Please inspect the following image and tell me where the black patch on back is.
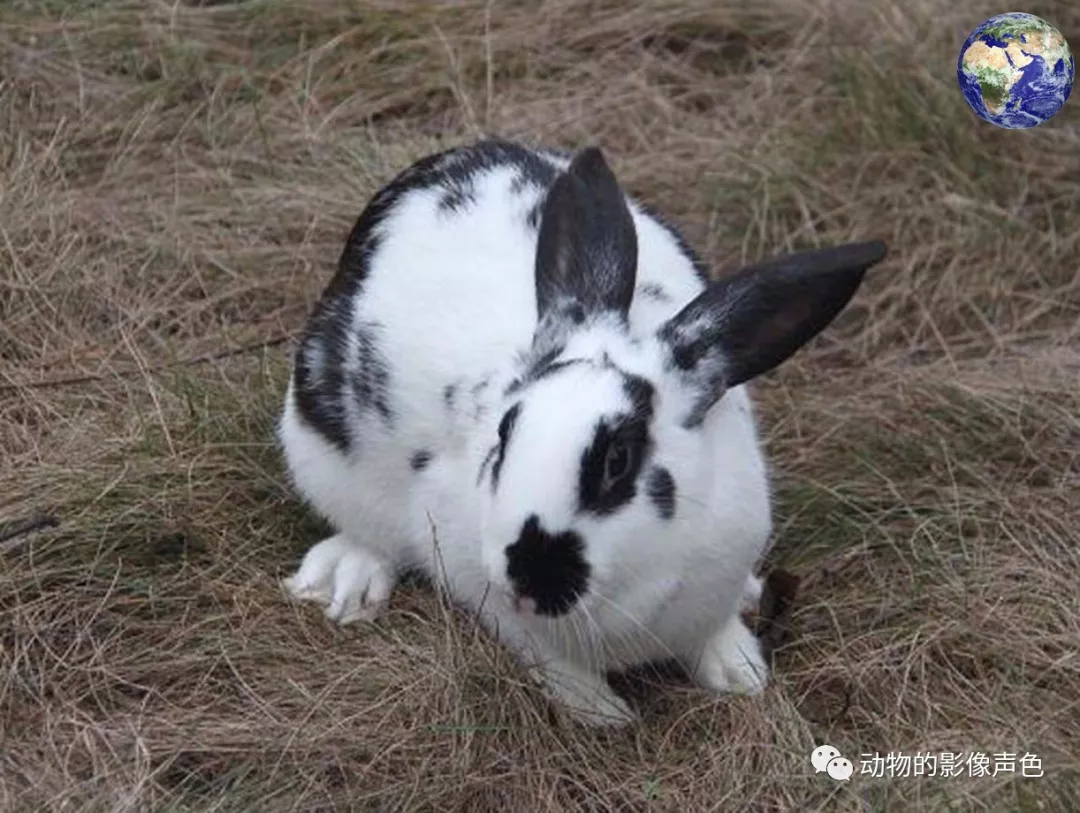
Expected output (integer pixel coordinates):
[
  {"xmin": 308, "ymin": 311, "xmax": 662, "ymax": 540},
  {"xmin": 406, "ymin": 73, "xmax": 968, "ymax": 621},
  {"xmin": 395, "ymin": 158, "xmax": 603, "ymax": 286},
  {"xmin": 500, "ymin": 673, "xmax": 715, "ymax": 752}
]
[
  {"xmin": 293, "ymin": 325, "xmax": 353, "ymax": 454},
  {"xmin": 505, "ymin": 514, "xmax": 590, "ymax": 617},
  {"xmin": 292, "ymin": 139, "xmax": 564, "ymax": 452},
  {"xmin": 410, "ymin": 450, "xmax": 433, "ymax": 471},
  {"xmin": 578, "ymin": 373, "xmax": 656, "ymax": 516},
  {"xmin": 646, "ymin": 466, "xmax": 676, "ymax": 520},
  {"xmin": 490, "ymin": 402, "xmax": 522, "ymax": 492}
]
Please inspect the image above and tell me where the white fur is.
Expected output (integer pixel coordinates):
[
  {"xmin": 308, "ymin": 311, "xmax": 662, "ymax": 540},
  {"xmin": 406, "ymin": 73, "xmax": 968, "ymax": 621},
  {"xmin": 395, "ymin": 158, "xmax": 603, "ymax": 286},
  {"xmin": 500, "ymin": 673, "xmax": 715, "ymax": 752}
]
[{"xmin": 279, "ymin": 148, "xmax": 772, "ymax": 725}]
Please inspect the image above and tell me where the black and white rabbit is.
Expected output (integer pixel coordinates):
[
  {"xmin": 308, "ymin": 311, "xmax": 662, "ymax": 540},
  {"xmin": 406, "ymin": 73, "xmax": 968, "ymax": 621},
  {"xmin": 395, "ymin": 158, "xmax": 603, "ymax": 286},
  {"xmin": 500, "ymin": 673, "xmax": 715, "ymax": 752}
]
[{"xmin": 279, "ymin": 140, "xmax": 886, "ymax": 725}]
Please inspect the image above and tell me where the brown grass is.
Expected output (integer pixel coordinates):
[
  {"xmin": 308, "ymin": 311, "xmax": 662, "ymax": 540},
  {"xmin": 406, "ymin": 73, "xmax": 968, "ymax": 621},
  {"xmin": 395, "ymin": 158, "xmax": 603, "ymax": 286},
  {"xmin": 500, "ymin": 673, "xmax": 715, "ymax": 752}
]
[{"xmin": 2, "ymin": 0, "xmax": 1079, "ymax": 810}]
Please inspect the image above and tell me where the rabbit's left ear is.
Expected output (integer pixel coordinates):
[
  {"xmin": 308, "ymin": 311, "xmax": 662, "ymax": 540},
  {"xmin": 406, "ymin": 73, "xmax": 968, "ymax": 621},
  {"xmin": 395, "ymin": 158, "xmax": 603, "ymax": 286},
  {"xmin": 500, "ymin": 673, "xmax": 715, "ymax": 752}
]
[
  {"xmin": 658, "ymin": 240, "xmax": 887, "ymax": 427},
  {"xmin": 533, "ymin": 147, "xmax": 638, "ymax": 337}
]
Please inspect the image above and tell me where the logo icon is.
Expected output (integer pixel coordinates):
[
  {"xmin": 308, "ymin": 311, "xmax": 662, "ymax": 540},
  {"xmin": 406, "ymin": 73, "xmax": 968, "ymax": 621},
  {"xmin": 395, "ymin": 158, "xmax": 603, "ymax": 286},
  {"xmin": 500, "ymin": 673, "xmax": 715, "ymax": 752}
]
[
  {"xmin": 811, "ymin": 744, "xmax": 841, "ymax": 773},
  {"xmin": 957, "ymin": 12, "xmax": 1073, "ymax": 129},
  {"xmin": 811, "ymin": 744, "xmax": 853, "ymax": 781},
  {"xmin": 827, "ymin": 756, "xmax": 854, "ymax": 781}
]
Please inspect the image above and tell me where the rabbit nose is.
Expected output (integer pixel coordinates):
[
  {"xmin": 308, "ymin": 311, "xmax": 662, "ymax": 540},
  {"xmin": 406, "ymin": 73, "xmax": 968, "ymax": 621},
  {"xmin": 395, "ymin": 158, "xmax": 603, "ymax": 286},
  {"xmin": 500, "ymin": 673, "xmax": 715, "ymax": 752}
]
[
  {"xmin": 504, "ymin": 514, "xmax": 590, "ymax": 618},
  {"xmin": 511, "ymin": 593, "xmax": 537, "ymax": 615}
]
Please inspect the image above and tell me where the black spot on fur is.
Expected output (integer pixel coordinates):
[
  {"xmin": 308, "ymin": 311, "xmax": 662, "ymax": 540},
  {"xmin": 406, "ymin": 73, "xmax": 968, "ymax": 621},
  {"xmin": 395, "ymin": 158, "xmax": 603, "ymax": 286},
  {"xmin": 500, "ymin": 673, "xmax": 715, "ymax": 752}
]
[
  {"xmin": 525, "ymin": 200, "xmax": 544, "ymax": 230},
  {"xmin": 577, "ymin": 373, "xmax": 655, "ymax": 516},
  {"xmin": 622, "ymin": 373, "xmax": 655, "ymax": 419},
  {"xmin": 646, "ymin": 466, "xmax": 676, "ymax": 520},
  {"xmin": 511, "ymin": 159, "xmax": 561, "ymax": 195},
  {"xmin": 477, "ymin": 443, "xmax": 499, "ymax": 487},
  {"xmin": 638, "ymin": 283, "xmax": 671, "ymax": 302},
  {"xmin": 532, "ymin": 359, "xmax": 580, "ymax": 384},
  {"xmin": 439, "ymin": 141, "xmax": 558, "ymax": 219},
  {"xmin": 410, "ymin": 450, "xmax": 433, "ymax": 471},
  {"xmin": 350, "ymin": 325, "xmax": 394, "ymax": 424},
  {"xmin": 505, "ymin": 514, "xmax": 590, "ymax": 617},
  {"xmin": 504, "ymin": 343, "xmax": 591, "ymax": 397},
  {"xmin": 491, "ymin": 402, "xmax": 522, "ymax": 491},
  {"xmin": 469, "ymin": 377, "xmax": 492, "ymax": 421},
  {"xmin": 443, "ymin": 382, "xmax": 458, "ymax": 410},
  {"xmin": 530, "ymin": 345, "xmax": 563, "ymax": 372},
  {"xmin": 437, "ymin": 183, "xmax": 476, "ymax": 214}
]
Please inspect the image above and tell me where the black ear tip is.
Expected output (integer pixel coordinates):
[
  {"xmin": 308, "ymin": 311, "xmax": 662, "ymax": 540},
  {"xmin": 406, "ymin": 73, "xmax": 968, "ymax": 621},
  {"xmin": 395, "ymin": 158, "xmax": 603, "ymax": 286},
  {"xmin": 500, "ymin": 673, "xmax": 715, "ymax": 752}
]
[
  {"xmin": 569, "ymin": 146, "xmax": 612, "ymax": 178},
  {"xmin": 849, "ymin": 239, "xmax": 888, "ymax": 268}
]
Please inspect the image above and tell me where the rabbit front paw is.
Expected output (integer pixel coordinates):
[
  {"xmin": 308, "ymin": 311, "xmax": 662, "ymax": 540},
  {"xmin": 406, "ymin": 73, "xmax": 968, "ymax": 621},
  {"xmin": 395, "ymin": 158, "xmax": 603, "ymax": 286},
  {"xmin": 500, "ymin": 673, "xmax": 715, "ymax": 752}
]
[
  {"xmin": 693, "ymin": 615, "xmax": 769, "ymax": 696},
  {"xmin": 283, "ymin": 534, "xmax": 393, "ymax": 624}
]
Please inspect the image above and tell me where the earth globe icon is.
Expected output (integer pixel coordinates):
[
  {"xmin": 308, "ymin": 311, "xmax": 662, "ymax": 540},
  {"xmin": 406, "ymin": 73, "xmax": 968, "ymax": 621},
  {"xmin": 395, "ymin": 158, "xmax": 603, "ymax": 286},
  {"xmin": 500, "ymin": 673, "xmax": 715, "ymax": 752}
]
[{"xmin": 957, "ymin": 12, "xmax": 1074, "ymax": 129}]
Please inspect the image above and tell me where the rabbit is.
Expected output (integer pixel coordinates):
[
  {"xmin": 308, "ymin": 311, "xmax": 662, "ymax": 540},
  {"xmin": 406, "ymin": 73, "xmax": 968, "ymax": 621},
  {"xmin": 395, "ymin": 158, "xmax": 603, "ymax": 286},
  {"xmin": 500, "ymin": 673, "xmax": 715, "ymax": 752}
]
[{"xmin": 278, "ymin": 139, "xmax": 886, "ymax": 726}]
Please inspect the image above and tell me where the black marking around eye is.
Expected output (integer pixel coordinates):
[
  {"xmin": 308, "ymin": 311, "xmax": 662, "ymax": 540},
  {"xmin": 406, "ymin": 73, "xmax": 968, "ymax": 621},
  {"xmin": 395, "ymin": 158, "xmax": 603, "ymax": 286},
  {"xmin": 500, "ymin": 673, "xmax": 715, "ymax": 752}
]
[
  {"xmin": 577, "ymin": 372, "xmax": 655, "ymax": 516},
  {"xmin": 505, "ymin": 514, "xmax": 590, "ymax": 617},
  {"xmin": 410, "ymin": 450, "xmax": 433, "ymax": 472},
  {"xmin": 491, "ymin": 402, "xmax": 522, "ymax": 492},
  {"xmin": 646, "ymin": 466, "xmax": 676, "ymax": 520}
]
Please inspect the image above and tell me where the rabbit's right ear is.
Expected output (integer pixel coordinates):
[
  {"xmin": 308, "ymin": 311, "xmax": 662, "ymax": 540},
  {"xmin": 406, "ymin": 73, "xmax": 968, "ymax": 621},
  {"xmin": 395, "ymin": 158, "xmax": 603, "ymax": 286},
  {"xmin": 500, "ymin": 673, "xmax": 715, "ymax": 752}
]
[
  {"xmin": 532, "ymin": 147, "xmax": 638, "ymax": 345},
  {"xmin": 658, "ymin": 240, "xmax": 886, "ymax": 427}
]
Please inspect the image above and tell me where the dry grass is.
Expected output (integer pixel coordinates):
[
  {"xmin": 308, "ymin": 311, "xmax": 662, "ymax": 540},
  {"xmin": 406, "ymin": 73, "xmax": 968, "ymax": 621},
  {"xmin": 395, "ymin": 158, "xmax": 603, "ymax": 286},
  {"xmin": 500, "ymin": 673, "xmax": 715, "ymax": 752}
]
[{"xmin": 2, "ymin": 0, "xmax": 1079, "ymax": 810}]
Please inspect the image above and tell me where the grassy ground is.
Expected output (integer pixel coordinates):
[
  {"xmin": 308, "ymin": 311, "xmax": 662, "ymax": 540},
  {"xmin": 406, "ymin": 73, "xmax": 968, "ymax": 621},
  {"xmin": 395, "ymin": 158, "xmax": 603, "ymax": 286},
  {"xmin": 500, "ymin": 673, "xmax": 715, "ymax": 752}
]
[{"xmin": 2, "ymin": 1, "xmax": 1079, "ymax": 810}]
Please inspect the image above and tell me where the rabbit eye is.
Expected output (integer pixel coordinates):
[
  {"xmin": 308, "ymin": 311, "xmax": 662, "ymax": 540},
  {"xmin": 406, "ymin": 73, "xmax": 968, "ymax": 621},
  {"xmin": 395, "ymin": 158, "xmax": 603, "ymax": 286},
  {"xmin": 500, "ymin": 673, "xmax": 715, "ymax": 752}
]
[{"xmin": 603, "ymin": 440, "xmax": 634, "ymax": 484}]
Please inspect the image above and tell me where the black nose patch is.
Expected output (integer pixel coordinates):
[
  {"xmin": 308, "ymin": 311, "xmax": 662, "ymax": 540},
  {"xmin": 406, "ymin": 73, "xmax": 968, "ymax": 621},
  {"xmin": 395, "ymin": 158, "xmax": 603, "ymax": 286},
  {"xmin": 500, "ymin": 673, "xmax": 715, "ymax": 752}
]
[{"xmin": 505, "ymin": 514, "xmax": 590, "ymax": 617}]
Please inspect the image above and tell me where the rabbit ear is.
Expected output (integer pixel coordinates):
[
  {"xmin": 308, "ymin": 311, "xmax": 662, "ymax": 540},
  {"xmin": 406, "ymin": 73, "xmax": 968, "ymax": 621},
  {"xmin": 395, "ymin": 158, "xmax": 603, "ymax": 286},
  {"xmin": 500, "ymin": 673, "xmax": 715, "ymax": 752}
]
[
  {"xmin": 658, "ymin": 240, "xmax": 887, "ymax": 427},
  {"xmin": 533, "ymin": 147, "xmax": 638, "ymax": 333}
]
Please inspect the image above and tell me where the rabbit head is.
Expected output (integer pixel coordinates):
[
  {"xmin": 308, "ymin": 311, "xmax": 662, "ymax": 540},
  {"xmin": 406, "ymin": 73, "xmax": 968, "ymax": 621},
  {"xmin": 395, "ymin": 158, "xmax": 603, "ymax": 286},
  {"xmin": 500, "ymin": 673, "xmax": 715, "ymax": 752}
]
[{"xmin": 475, "ymin": 146, "xmax": 886, "ymax": 623}]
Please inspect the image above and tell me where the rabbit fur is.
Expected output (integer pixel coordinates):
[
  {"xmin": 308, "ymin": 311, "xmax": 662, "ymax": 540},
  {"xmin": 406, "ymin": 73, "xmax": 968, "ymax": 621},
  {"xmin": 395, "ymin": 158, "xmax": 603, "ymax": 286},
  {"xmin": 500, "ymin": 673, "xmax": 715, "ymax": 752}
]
[{"xmin": 278, "ymin": 139, "xmax": 886, "ymax": 725}]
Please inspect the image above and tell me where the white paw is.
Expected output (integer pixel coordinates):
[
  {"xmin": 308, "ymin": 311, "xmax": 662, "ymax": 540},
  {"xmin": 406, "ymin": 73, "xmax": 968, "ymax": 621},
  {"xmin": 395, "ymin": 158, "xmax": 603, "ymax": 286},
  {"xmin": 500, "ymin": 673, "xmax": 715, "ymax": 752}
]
[
  {"xmin": 283, "ymin": 534, "xmax": 393, "ymax": 624},
  {"xmin": 695, "ymin": 616, "xmax": 769, "ymax": 696},
  {"xmin": 532, "ymin": 663, "xmax": 637, "ymax": 727}
]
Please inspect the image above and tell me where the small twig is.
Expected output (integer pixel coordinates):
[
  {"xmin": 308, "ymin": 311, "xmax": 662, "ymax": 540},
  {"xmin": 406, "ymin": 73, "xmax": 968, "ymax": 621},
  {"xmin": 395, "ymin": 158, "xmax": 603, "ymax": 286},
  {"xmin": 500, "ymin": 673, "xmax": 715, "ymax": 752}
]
[
  {"xmin": 0, "ymin": 514, "xmax": 60, "ymax": 546},
  {"xmin": 0, "ymin": 333, "xmax": 295, "ymax": 394}
]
